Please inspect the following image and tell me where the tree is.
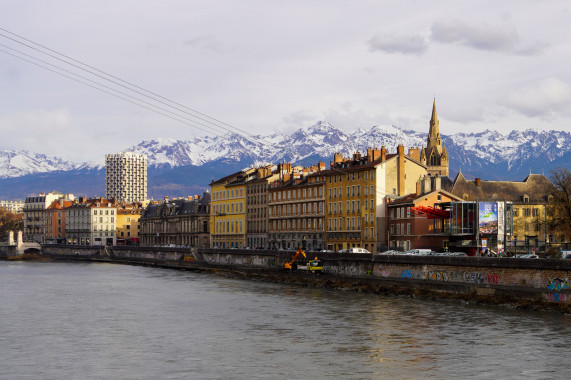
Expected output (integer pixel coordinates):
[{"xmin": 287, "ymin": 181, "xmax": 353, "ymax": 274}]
[
  {"xmin": 548, "ymin": 168, "xmax": 571, "ymax": 241},
  {"xmin": 0, "ymin": 209, "xmax": 24, "ymax": 241}
]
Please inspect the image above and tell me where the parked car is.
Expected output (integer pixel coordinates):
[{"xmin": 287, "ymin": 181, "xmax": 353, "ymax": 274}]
[
  {"xmin": 339, "ymin": 248, "xmax": 371, "ymax": 254},
  {"xmin": 377, "ymin": 250, "xmax": 401, "ymax": 255},
  {"xmin": 515, "ymin": 253, "xmax": 539, "ymax": 259},
  {"xmin": 447, "ymin": 252, "xmax": 468, "ymax": 257},
  {"xmin": 405, "ymin": 249, "xmax": 433, "ymax": 256}
]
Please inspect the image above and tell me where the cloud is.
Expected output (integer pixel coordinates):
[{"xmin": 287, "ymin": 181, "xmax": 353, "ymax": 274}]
[
  {"xmin": 367, "ymin": 33, "xmax": 428, "ymax": 55},
  {"xmin": 184, "ymin": 35, "xmax": 221, "ymax": 51},
  {"xmin": 0, "ymin": 108, "xmax": 74, "ymax": 156},
  {"xmin": 431, "ymin": 19, "xmax": 519, "ymax": 52},
  {"xmin": 431, "ymin": 19, "xmax": 548, "ymax": 56},
  {"xmin": 283, "ymin": 109, "xmax": 316, "ymax": 126},
  {"xmin": 502, "ymin": 77, "xmax": 571, "ymax": 117}
]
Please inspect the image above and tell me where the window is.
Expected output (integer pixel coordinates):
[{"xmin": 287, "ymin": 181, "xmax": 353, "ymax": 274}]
[
  {"xmin": 524, "ymin": 208, "xmax": 531, "ymax": 217},
  {"xmin": 532, "ymin": 208, "xmax": 539, "ymax": 217}
]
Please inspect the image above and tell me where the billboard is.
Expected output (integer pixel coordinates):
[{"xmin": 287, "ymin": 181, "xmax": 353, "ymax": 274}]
[
  {"xmin": 497, "ymin": 201, "xmax": 505, "ymax": 240},
  {"xmin": 478, "ymin": 202, "xmax": 498, "ymax": 234}
]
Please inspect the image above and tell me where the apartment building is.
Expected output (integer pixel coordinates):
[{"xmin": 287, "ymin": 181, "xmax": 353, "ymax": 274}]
[
  {"xmin": 139, "ymin": 193, "xmax": 210, "ymax": 247},
  {"xmin": 210, "ymin": 169, "xmax": 255, "ymax": 248},
  {"xmin": 322, "ymin": 146, "xmax": 428, "ymax": 252},
  {"xmin": 386, "ymin": 176, "xmax": 462, "ymax": 252},
  {"xmin": 45, "ymin": 199, "xmax": 74, "ymax": 244},
  {"xmin": 0, "ymin": 200, "xmax": 24, "ymax": 214},
  {"xmin": 105, "ymin": 152, "xmax": 147, "ymax": 203},
  {"xmin": 66, "ymin": 197, "xmax": 117, "ymax": 246},
  {"xmin": 267, "ymin": 170, "xmax": 326, "ymax": 251},
  {"xmin": 116, "ymin": 202, "xmax": 145, "ymax": 245},
  {"xmin": 23, "ymin": 191, "xmax": 75, "ymax": 243},
  {"xmin": 245, "ymin": 165, "xmax": 281, "ymax": 249}
]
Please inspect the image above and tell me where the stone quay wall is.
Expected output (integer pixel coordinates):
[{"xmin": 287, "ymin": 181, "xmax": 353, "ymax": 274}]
[{"xmin": 39, "ymin": 245, "xmax": 571, "ymax": 310}]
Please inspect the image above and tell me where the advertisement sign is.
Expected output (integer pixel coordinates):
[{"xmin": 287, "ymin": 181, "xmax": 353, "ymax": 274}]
[
  {"xmin": 479, "ymin": 202, "xmax": 498, "ymax": 234},
  {"xmin": 497, "ymin": 201, "xmax": 505, "ymax": 240}
]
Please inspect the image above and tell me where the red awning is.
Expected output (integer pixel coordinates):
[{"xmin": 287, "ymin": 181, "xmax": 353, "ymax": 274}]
[{"xmin": 410, "ymin": 206, "xmax": 450, "ymax": 219}]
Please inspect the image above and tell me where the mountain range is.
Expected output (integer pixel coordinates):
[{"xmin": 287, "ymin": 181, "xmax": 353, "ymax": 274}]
[{"xmin": 1, "ymin": 121, "xmax": 570, "ymax": 199}]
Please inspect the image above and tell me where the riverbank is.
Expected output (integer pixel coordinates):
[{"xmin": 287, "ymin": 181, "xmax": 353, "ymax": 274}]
[{"xmin": 6, "ymin": 244, "xmax": 570, "ymax": 313}]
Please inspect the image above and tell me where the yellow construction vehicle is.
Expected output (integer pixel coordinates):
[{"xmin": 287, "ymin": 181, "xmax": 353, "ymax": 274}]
[
  {"xmin": 307, "ymin": 257, "xmax": 323, "ymax": 272},
  {"xmin": 284, "ymin": 248, "xmax": 323, "ymax": 272},
  {"xmin": 284, "ymin": 247, "xmax": 306, "ymax": 270}
]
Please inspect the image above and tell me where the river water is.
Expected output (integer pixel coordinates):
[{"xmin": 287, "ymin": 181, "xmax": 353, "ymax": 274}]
[{"xmin": 0, "ymin": 261, "xmax": 569, "ymax": 380}]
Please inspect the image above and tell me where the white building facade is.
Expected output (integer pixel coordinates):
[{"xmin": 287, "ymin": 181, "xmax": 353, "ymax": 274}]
[
  {"xmin": 105, "ymin": 152, "xmax": 148, "ymax": 203},
  {"xmin": 66, "ymin": 197, "xmax": 117, "ymax": 246},
  {"xmin": 0, "ymin": 200, "xmax": 24, "ymax": 214},
  {"xmin": 23, "ymin": 192, "xmax": 75, "ymax": 243}
]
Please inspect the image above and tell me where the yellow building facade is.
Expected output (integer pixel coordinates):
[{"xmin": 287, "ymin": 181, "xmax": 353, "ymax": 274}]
[
  {"xmin": 116, "ymin": 204, "xmax": 143, "ymax": 244},
  {"xmin": 210, "ymin": 170, "xmax": 252, "ymax": 248},
  {"xmin": 324, "ymin": 146, "xmax": 428, "ymax": 252}
]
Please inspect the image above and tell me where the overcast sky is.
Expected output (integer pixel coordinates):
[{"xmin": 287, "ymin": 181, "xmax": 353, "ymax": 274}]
[{"xmin": 1, "ymin": 0, "xmax": 570, "ymax": 162}]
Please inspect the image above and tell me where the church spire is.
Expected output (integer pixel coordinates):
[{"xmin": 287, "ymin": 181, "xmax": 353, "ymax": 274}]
[
  {"xmin": 423, "ymin": 99, "xmax": 448, "ymax": 176},
  {"xmin": 428, "ymin": 98, "xmax": 440, "ymax": 143}
]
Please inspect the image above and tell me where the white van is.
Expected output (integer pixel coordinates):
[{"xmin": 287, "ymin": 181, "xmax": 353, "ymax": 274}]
[{"xmin": 342, "ymin": 247, "xmax": 371, "ymax": 254}]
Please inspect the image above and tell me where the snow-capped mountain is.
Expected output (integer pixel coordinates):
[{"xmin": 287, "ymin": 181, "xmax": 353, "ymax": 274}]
[
  {"xmin": 1, "ymin": 122, "xmax": 570, "ymax": 199},
  {"xmin": 121, "ymin": 121, "xmax": 429, "ymax": 168},
  {"xmin": 0, "ymin": 150, "xmax": 78, "ymax": 179}
]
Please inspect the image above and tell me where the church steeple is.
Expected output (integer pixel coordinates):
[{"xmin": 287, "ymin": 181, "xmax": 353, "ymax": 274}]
[
  {"xmin": 428, "ymin": 98, "xmax": 441, "ymax": 147},
  {"xmin": 423, "ymin": 99, "xmax": 448, "ymax": 176}
]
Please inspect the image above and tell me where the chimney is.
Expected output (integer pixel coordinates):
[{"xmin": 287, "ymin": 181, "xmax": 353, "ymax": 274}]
[
  {"xmin": 334, "ymin": 152, "xmax": 343, "ymax": 165},
  {"xmin": 397, "ymin": 145, "xmax": 405, "ymax": 196},
  {"xmin": 475, "ymin": 178, "xmax": 481, "ymax": 187},
  {"xmin": 353, "ymin": 151, "xmax": 361, "ymax": 161},
  {"xmin": 408, "ymin": 148, "xmax": 420, "ymax": 162},
  {"xmin": 416, "ymin": 181, "xmax": 421, "ymax": 195},
  {"xmin": 318, "ymin": 161, "xmax": 325, "ymax": 171},
  {"xmin": 423, "ymin": 176, "xmax": 431, "ymax": 193},
  {"xmin": 434, "ymin": 176, "xmax": 441, "ymax": 191},
  {"xmin": 381, "ymin": 146, "xmax": 387, "ymax": 162}
]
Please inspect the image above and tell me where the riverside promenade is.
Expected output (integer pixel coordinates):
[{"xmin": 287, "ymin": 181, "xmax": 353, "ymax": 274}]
[{"xmin": 10, "ymin": 244, "xmax": 571, "ymax": 313}]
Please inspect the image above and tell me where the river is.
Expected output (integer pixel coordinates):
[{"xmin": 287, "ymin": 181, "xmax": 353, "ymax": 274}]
[{"xmin": 0, "ymin": 261, "xmax": 569, "ymax": 379}]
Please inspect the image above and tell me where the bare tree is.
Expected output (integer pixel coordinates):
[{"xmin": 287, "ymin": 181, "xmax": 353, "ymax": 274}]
[
  {"xmin": 548, "ymin": 168, "xmax": 571, "ymax": 238},
  {"xmin": 0, "ymin": 209, "xmax": 23, "ymax": 240}
]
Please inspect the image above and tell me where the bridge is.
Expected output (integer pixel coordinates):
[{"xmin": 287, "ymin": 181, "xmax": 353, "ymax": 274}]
[{"xmin": 0, "ymin": 231, "xmax": 42, "ymax": 257}]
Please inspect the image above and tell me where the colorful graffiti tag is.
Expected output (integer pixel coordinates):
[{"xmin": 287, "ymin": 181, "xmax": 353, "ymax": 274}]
[{"xmin": 546, "ymin": 278, "xmax": 570, "ymax": 292}]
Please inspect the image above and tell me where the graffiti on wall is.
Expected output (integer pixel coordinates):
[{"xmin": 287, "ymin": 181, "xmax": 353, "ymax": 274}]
[
  {"xmin": 463, "ymin": 272, "xmax": 488, "ymax": 284},
  {"xmin": 546, "ymin": 278, "xmax": 570, "ymax": 292},
  {"xmin": 547, "ymin": 293, "xmax": 567, "ymax": 302},
  {"xmin": 427, "ymin": 271, "xmax": 450, "ymax": 282},
  {"xmin": 401, "ymin": 269, "xmax": 413, "ymax": 279}
]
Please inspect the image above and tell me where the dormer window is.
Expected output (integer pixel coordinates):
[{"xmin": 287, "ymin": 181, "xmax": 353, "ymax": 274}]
[
  {"xmin": 523, "ymin": 195, "xmax": 530, "ymax": 203},
  {"xmin": 463, "ymin": 194, "xmax": 469, "ymax": 201}
]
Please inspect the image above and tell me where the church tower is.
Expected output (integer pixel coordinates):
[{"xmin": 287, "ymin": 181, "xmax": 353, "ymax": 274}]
[{"xmin": 421, "ymin": 99, "xmax": 449, "ymax": 176}]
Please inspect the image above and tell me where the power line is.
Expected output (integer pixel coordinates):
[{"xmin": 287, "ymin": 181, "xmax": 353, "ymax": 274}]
[
  {"xmin": 0, "ymin": 27, "xmax": 280, "ymax": 148},
  {"xmin": 0, "ymin": 47, "xmax": 223, "ymax": 137}
]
